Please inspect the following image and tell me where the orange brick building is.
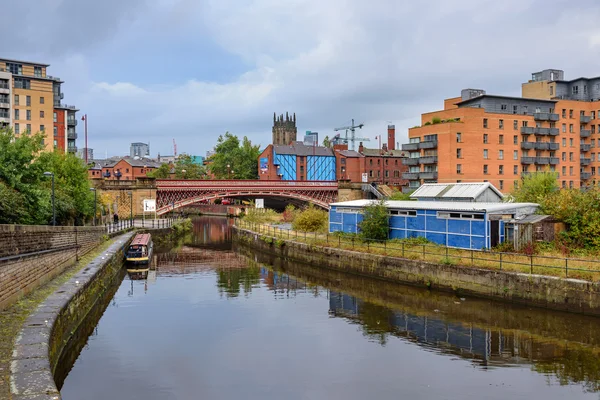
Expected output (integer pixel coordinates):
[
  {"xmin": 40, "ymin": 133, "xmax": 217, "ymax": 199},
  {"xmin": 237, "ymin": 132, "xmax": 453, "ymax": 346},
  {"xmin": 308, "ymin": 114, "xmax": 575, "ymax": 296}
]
[
  {"xmin": 402, "ymin": 70, "xmax": 600, "ymax": 193},
  {"xmin": 88, "ymin": 157, "xmax": 161, "ymax": 180}
]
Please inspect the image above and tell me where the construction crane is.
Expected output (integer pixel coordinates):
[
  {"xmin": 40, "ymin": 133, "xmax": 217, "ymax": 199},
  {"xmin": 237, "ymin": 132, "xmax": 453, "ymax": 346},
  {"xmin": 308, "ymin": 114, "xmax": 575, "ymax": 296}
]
[
  {"xmin": 334, "ymin": 119, "xmax": 370, "ymax": 151},
  {"xmin": 173, "ymin": 139, "xmax": 177, "ymax": 156}
]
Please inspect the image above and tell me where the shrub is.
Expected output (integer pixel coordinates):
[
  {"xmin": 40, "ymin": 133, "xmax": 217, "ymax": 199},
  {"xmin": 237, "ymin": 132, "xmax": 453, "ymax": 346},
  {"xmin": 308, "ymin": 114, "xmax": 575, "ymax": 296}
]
[
  {"xmin": 292, "ymin": 205, "xmax": 328, "ymax": 232},
  {"xmin": 358, "ymin": 200, "xmax": 389, "ymax": 241},
  {"xmin": 431, "ymin": 117, "xmax": 442, "ymax": 124},
  {"xmin": 423, "ymin": 121, "xmax": 431, "ymax": 126},
  {"xmin": 282, "ymin": 204, "xmax": 298, "ymax": 223},
  {"xmin": 243, "ymin": 208, "xmax": 281, "ymax": 224}
]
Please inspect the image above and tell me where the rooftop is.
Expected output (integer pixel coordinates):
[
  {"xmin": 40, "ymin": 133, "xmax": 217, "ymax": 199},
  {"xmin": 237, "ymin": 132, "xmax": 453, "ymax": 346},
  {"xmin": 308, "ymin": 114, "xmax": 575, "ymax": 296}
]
[
  {"xmin": 456, "ymin": 94, "xmax": 557, "ymax": 106},
  {"xmin": 360, "ymin": 148, "xmax": 406, "ymax": 157},
  {"xmin": 330, "ymin": 199, "xmax": 538, "ymax": 213},
  {"xmin": 410, "ymin": 182, "xmax": 504, "ymax": 200},
  {"xmin": 0, "ymin": 57, "xmax": 50, "ymax": 67},
  {"xmin": 274, "ymin": 141, "xmax": 334, "ymax": 157}
]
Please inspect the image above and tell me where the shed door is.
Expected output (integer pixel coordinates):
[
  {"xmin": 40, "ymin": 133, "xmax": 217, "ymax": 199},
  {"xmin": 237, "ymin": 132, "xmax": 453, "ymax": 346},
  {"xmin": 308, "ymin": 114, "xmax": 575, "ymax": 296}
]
[{"xmin": 490, "ymin": 220, "xmax": 500, "ymax": 247}]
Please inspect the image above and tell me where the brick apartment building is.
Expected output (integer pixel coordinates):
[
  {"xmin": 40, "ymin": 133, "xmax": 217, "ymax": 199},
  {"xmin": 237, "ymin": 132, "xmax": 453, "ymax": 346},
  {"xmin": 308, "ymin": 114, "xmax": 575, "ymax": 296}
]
[
  {"xmin": 402, "ymin": 69, "xmax": 600, "ymax": 193},
  {"xmin": 0, "ymin": 58, "xmax": 78, "ymax": 153},
  {"xmin": 88, "ymin": 157, "xmax": 161, "ymax": 180}
]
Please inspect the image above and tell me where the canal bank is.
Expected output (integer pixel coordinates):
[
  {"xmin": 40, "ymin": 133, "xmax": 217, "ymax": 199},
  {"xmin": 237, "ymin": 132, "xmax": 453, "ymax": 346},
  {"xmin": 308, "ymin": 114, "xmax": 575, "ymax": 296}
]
[
  {"xmin": 8, "ymin": 232, "xmax": 134, "ymax": 400},
  {"xmin": 233, "ymin": 226, "xmax": 600, "ymax": 317}
]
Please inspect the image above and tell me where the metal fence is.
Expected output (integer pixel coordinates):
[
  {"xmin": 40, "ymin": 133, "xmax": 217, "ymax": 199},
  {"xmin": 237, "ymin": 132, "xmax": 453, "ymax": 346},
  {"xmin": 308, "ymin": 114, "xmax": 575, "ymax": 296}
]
[
  {"xmin": 235, "ymin": 220, "xmax": 600, "ymax": 281},
  {"xmin": 105, "ymin": 218, "xmax": 177, "ymax": 234}
]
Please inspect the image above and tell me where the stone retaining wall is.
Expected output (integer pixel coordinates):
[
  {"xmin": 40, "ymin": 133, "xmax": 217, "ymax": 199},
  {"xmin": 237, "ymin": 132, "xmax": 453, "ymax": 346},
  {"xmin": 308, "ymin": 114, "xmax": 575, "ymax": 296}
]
[
  {"xmin": 9, "ymin": 232, "xmax": 134, "ymax": 399},
  {"xmin": 0, "ymin": 225, "xmax": 106, "ymax": 311},
  {"xmin": 234, "ymin": 227, "xmax": 600, "ymax": 316}
]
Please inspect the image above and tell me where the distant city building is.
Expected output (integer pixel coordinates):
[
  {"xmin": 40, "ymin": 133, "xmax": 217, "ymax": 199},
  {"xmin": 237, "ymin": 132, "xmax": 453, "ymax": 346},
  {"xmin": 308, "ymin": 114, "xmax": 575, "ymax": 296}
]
[
  {"xmin": 88, "ymin": 156, "xmax": 161, "ymax": 180},
  {"xmin": 205, "ymin": 150, "xmax": 215, "ymax": 158},
  {"xmin": 77, "ymin": 147, "xmax": 93, "ymax": 162},
  {"xmin": 259, "ymin": 141, "xmax": 335, "ymax": 181},
  {"xmin": 190, "ymin": 155, "xmax": 204, "ymax": 165},
  {"xmin": 130, "ymin": 142, "xmax": 150, "ymax": 158},
  {"xmin": 272, "ymin": 112, "xmax": 297, "ymax": 145},
  {"xmin": 157, "ymin": 154, "xmax": 176, "ymax": 164},
  {"xmin": 0, "ymin": 57, "xmax": 78, "ymax": 153},
  {"xmin": 303, "ymin": 131, "xmax": 318, "ymax": 146}
]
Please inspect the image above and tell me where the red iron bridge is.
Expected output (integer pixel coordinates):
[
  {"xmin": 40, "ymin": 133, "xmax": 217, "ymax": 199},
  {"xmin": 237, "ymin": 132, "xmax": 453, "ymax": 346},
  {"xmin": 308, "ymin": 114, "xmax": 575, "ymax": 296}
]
[{"xmin": 156, "ymin": 180, "xmax": 338, "ymax": 215}]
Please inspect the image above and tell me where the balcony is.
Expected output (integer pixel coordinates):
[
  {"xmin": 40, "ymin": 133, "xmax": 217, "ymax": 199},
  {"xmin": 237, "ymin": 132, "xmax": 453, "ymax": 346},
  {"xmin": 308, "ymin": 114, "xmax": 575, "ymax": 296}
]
[
  {"xmin": 420, "ymin": 156, "xmax": 438, "ymax": 164},
  {"xmin": 402, "ymin": 186, "xmax": 418, "ymax": 194},
  {"xmin": 581, "ymin": 129, "xmax": 591, "ymax": 137},
  {"xmin": 521, "ymin": 142, "xmax": 560, "ymax": 151},
  {"xmin": 580, "ymin": 115, "xmax": 592, "ymax": 124},
  {"xmin": 581, "ymin": 172, "xmax": 592, "ymax": 180},
  {"xmin": 67, "ymin": 118, "xmax": 78, "ymax": 126},
  {"xmin": 402, "ymin": 158, "xmax": 419, "ymax": 166},
  {"xmin": 535, "ymin": 157, "xmax": 550, "ymax": 165},
  {"xmin": 530, "ymin": 127, "xmax": 559, "ymax": 136},
  {"xmin": 401, "ymin": 143, "xmax": 419, "ymax": 151},
  {"xmin": 580, "ymin": 158, "xmax": 592, "ymax": 166},
  {"xmin": 419, "ymin": 171, "xmax": 438, "ymax": 180},
  {"xmin": 534, "ymin": 113, "xmax": 559, "ymax": 121},
  {"xmin": 549, "ymin": 157, "xmax": 560, "ymax": 165},
  {"xmin": 520, "ymin": 126, "xmax": 534, "ymax": 134},
  {"xmin": 0, "ymin": 100, "xmax": 9, "ymax": 109},
  {"xmin": 521, "ymin": 157, "xmax": 535, "ymax": 164},
  {"xmin": 67, "ymin": 146, "xmax": 77, "ymax": 153},
  {"xmin": 67, "ymin": 131, "xmax": 78, "ymax": 140},
  {"xmin": 419, "ymin": 140, "xmax": 438, "ymax": 149},
  {"xmin": 0, "ymin": 114, "xmax": 9, "ymax": 124},
  {"xmin": 581, "ymin": 144, "xmax": 591, "ymax": 152},
  {"xmin": 402, "ymin": 172, "xmax": 420, "ymax": 180}
]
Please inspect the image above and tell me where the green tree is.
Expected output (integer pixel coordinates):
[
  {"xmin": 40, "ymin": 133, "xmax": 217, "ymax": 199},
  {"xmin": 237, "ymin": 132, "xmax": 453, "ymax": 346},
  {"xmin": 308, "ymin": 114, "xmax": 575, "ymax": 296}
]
[
  {"xmin": 292, "ymin": 205, "xmax": 328, "ymax": 232},
  {"xmin": 389, "ymin": 189, "xmax": 413, "ymax": 200},
  {"xmin": 511, "ymin": 171, "xmax": 559, "ymax": 210},
  {"xmin": 208, "ymin": 132, "xmax": 260, "ymax": 179},
  {"xmin": 322, "ymin": 135, "xmax": 331, "ymax": 148},
  {"xmin": 147, "ymin": 163, "xmax": 171, "ymax": 179},
  {"xmin": 358, "ymin": 200, "xmax": 389, "ymax": 240},
  {"xmin": 174, "ymin": 154, "xmax": 207, "ymax": 179}
]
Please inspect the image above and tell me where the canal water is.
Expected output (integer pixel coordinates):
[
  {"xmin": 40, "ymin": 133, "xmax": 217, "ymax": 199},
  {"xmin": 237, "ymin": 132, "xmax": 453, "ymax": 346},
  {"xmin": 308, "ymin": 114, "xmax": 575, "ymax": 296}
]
[{"xmin": 60, "ymin": 217, "xmax": 600, "ymax": 400}]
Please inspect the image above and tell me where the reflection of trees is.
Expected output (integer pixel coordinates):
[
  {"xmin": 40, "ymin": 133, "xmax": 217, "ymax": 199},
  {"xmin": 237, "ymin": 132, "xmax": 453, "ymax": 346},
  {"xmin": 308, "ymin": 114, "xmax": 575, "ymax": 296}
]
[
  {"xmin": 217, "ymin": 265, "xmax": 261, "ymax": 298},
  {"xmin": 357, "ymin": 302, "xmax": 395, "ymax": 346},
  {"xmin": 534, "ymin": 347, "xmax": 600, "ymax": 392}
]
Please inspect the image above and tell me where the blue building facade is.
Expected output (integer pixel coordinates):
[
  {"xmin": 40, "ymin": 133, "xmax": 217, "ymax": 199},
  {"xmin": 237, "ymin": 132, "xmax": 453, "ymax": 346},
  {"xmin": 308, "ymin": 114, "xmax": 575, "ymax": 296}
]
[
  {"xmin": 329, "ymin": 200, "xmax": 538, "ymax": 250},
  {"xmin": 271, "ymin": 141, "xmax": 336, "ymax": 181}
]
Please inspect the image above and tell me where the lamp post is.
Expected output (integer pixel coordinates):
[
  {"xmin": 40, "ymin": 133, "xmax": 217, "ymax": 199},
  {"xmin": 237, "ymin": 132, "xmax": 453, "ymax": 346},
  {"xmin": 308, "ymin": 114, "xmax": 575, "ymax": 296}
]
[
  {"xmin": 181, "ymin": 169, "xmax": 186, "ymax": 179},
  {"xmin": 43, "ymin": 172, "xmax": 55, "ymax": 226},
  {"xmin": 231, "ymin": 170, "xmax": 234, "ymax": 179},
  {"xmin": 90, "ymin": 188, "xmax": 97, "ymax": 226},
  {"xmin": 227, "ymin": 164, "xmax": 230, "ymax": 179}
]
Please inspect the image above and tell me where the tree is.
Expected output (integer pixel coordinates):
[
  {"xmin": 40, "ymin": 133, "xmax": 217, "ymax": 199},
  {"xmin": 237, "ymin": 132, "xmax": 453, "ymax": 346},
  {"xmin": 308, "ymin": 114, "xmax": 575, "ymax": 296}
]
[
  {"xmin": 510, "ymin": 171, "xmax": 559, "ymax": 210},
  {"xmin": 147, "ymin": 163, "xmax": 171, "ymax": 179},
  {"xmin": 389, "ymin": 189, "xmax": 413, "ymax": 200},
  {"xmin": 208, "ymin": 132, "xmax": 260, "ymax": 179},
  {"xmin": 291, "ymin": 205, "xmax": 328, "ymax": 232},
  {"xmin": 322, "ymin": 135, "xmax": 331, "ymax": 148},
  {"xmin": 173, "ymin": 154, "xmax": 207, "ymax": 179},
  {"xmin": 358, "ymin": 200, "xmax": 389, "ymax": 240}
]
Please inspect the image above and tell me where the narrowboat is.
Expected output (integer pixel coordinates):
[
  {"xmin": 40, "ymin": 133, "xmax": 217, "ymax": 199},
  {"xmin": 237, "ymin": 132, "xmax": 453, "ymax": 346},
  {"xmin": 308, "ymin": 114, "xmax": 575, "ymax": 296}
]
[{"xmin": 125, "ymin": 233, "xmax": 153, "ymax": 265}]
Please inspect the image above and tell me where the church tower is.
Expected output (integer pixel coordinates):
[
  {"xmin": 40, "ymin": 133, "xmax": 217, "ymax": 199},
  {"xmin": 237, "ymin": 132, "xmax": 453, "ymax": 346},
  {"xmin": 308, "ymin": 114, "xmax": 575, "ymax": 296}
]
[{"xmin": 272, "ymin": 112, "xmax": 297, "ymax": 145}]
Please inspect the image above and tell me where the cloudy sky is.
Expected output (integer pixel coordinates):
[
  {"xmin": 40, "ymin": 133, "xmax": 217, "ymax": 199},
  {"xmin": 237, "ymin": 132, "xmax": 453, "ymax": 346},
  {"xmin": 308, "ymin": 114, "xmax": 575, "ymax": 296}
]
[{"xmin": 5, "ymin": 0, "xmax": 600, "ymax": 157}]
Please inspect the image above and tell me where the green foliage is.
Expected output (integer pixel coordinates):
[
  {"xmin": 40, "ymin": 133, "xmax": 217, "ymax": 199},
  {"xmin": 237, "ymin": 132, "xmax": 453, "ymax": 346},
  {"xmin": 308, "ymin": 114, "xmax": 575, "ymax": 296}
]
[
  {"xmin": 173, "ymin": 154, "xmax": 207, "ymax": 179},
  {"xmin": 431, "ymin": 117, "xmax": 442, "ymax": 124},
  {"xmin": 292, "ymin": 205, "xmax": 328, "ymax": 232},
  {"xmin": 358, "ymin": 200, "xmax": 389, "ymax": 240},
  {"xmin": 423, "ymin": 121, "xmax": 432, "ymax": 126},
  {"xmin": 389, "ymin": 236, "xmax": 432, "ymax": 246},
  {"xmin": 242, "ymin": 208, "xmax": 281, "ymax": 224},
  {"xmin": 388, "ymin": 189, "xmax": 413, "ymax": 200},
  {"xmin": 282, "ymin": 204, "xmax": 298, "ymax": 222},
  {"xmin": 208, "ymin": 132, "xmax": 260, "ymax": 179},
  {"xmin": 510, "ymin": 171, "xmax": 559, "ymax": 209},
  {"xmin": 322, "ymin": 135, "xmax": 331, "ymax": 148},
  {"xmin": 0, "ymin": 128, "xmax": 94, "ymax": 225},
  {"xmin": 172, "ymin": 218, "xmax": 193, "ymax": 235},
  {"xmin": 147, "ymin": 163, "xmax": 171, "ymax": 179}
]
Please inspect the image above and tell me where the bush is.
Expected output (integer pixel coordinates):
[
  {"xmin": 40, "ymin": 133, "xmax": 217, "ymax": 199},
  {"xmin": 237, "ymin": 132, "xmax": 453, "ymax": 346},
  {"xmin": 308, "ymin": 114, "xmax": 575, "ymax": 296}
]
[
  {"xmin": 292, "ymin": 205, "xmax": 328, "ymax": 232},
  {"xmin": 282, "ymin": 204, "xmax": 298, "ymax": 223},
  {"xmin": 243, "ymin": 208, "xmax": 281, "ymax": 224},
  {"xmin": 431, "ymin": 117, "xmax": 442, "ymax": 124},
  {"xmin": 358, "ymin": 200, "xmax": 389, "ymax": 241},
  {"xmin": 423, "ymin": 121, "xmax": 431, "ymax": 126}
]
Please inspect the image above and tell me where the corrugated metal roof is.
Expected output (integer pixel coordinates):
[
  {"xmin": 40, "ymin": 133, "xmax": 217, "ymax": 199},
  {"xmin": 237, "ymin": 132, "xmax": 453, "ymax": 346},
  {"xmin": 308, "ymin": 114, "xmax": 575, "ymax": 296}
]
[
  {"xmin": 410, "ymin": 182, "xmax": 503, "ymax": 200},
  {"xmin": 274, "ymin": 141, "xmax": 334, "ymax": 157},
  {"xmin": 510, "ymin": 214, "xmax": 552, "ymax": 224},
  {"xmin": 330, "ymin": 199, "xmax": 538, "ymax": 213}
]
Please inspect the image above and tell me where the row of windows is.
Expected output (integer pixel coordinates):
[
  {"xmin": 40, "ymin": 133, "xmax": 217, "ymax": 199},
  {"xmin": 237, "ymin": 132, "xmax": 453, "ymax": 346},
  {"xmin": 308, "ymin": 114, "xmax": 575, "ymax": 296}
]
[
  {"xmin": 13, "ymin": 95, "xmax": 45, "ymax": 106},
  {"xmin": 14, "ymin": 109, "xmax": 47, "ymax": 120},
  {"xmin": 14, "ymin": 123, "xmax": 45, "ymax": 134}
]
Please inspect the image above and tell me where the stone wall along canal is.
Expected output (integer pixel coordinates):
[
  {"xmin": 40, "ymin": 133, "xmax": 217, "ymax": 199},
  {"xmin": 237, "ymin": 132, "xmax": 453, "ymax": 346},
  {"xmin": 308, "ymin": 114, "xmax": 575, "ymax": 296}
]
[{"xmin": 58, "ymin": 217, "xmax": 600, "ymax": 400}]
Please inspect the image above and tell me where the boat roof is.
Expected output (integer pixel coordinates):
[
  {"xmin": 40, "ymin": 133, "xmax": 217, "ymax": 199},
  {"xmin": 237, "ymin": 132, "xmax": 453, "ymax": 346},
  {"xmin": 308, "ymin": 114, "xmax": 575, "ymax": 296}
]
[{"xmin": 131, "ymin": 233, "xmax": 151, "ymax": 246}]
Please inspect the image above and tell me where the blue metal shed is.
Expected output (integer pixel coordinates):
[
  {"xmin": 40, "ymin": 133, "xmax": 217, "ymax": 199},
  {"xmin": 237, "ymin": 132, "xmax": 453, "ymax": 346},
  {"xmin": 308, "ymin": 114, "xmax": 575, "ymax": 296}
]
[{"xmin": 329, "ymin": 200, "xmax": 539, "ymax": 250}]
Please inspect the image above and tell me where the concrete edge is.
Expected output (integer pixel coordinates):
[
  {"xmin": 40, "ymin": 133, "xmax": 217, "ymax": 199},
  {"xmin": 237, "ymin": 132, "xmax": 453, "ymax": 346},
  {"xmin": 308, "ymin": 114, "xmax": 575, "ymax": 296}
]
[{"xmin": 9, "ymin": 232, "xmax": 135, "ymax": 400}]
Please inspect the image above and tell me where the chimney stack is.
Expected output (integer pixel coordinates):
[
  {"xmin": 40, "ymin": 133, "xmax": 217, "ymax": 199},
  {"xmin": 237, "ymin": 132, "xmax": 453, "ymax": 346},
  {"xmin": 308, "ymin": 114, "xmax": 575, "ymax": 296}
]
[
  {"xmin": 358, "ymin": 141, "xmax": 364, "ymax": 154},
  {"xmin": 387, "ymin": 125, "xmax": 396, "ymax": 150}
]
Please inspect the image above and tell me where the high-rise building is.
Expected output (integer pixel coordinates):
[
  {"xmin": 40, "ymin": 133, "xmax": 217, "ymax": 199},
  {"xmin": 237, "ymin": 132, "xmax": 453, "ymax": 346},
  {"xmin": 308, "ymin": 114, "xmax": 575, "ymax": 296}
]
[
  {"xmin": 401, "ymin": 69, "xmax": 600, "ymax": 193},
  {"xmin": 77, "ymin": 147, "xmax": 94, "ymax": 161},
  {"xmin": 272, "ymin": 112, "xmax": 297, "ymax": 145},
  {"xmin": 0, "ymin": 58, "xmax": 78, "ymax": 153},
  {"xmin": 130, "ymin": 142, "xmax": 150, "ymax": 158},
  {"xmin": 304, "ymin": 131, "xmax": 318, "ymax": 146}
]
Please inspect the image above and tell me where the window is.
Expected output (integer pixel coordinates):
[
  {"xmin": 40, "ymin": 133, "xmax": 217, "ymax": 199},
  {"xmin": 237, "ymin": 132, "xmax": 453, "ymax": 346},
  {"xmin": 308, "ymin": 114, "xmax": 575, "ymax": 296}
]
[
  {"xmin": 7, "ymin": 63, "xmax": 22, "ymax": 75},
  {"xmin": 593, "ymin": 125, "xmax": 596, "ymax": 134},
  {"xmin": 456, "ymin": 132, "xmax": 462, "ymax": 142},
  {"xmin": 40, "ymin": 125, "xmax": 44, "ymax": 132},
  {"xmin": 550, "ymin": 86, "xmax": 554, "ymax": 96},
  {"xmin": 340, "ymin": 158, "xmax": 346, "ymax": 165},
  {"xmin": 523, "ymin": 121, "xmax": 528, "ymax": 127},
  {"xmin": 499, "ymin": 180, "xmax": 504, "ymax": 190},
  {"xmin": 569, "ymin": 152, "xmax": 574, "ymax": 161},
  {"xmin": 483, "ymin": 149, "xmax": 488, "ymax": 159},
  {"xmin": 14, "ymin": 109, "xmax": 19, "ymax": 120},
  {"xmin": 483, "ymin": 165, "xmax": 488, "ymax": 174},
  {"xmin": 570, "ymin": 138, "xmax": 574, "ymax": 147},
  {"xmin": 40, "ymin": 96, "xmax": 44, "ymax": 104},
  {"xmin": 34, "ymin": 66, "xmax": 42, "ymax": 77},
  {"xmin": 483, "ymin": 134, "xmax": 488, "ymax": 144},
  {"xmin": 562, "ymin": 109, "xmax": 566, "ymax": 118},
  {"xmin": 573, "ymin": 86, "xmax": 578, "ymax": 95},
  {"xmin": 456, "ymin": 164, "xmax": 462, "ymax": 174},
  {"xmin": 562, "ymin": 152, "xmax": 566, "ymax": 161},
  {"xmin": 53, "ymin": 112, "xmax": 57, "ymax": 123},
  {"xmin": 300, "ymin": 166, "xmax": 304, "ymax": 173},
  {"xmin": 53, "ymin": 126, "xmax": 57, "ymax": 136},
  {"xmin": 14, "ymin": 123, "xmax": 19, "ymax": 134},
  {"xmin": 562, "ymin": 123, "xmax": 566, "ymax": 133},
  {"xmin": 483, "ymin": 118, "xmax": 488, "ymax": 128},
  {"xmin": 501, "ymin": 104, "xmax": 507, "ymax": 111},
  {"xmin": 53, "ymin": 140, "xmax": 57, "ymax": 148},
  {"xmin": 499, "ymin": 134, "xmax": 504, "ymax": 144},
  {"xmin": 513, "ymin": 105, "xmax": 518, "ymax": 114},
  {"xmin": 14, "ymin": 95, "xmax": 19, "ymax": 106},
  {"xmin": 438, "ymin": 212, "xmax": 484, "ymax": 220},
  {"xmin": 562, "ymin": 138, "xmax": 567, "ymax": 147},
  {"xmin": 562, "ymin": 166, "xmax": 567, "ymax": 176},
  {"xmin": 499, "ymin": 119, "xmax": 504, "ymax": 129},
  {"xmin": 26, "ymin": 110, "xmax": 31, "ymax": 121},
  {"xmin": 593, "ymin": 139, "xmax": 596, "ymax": 148},
  {"xmin": 570, "ymin": 166, "xmax": 574, "ymax": 176},
  {"xmin": 499, "ymin": 165, "xmax": 504, "ymax": 175},
  {"xmin": 513, "ymin": 150, "xmax": 518, "ymax": 160},
  {"xmin": 369, "ymin": 170, "xmax": 373, "ymax": 177},
  {"xmin": 593, "ymin": 111, "xmax": 596, "ymax": 119},
  {"xmin": 513, "ymin": 120, "xmax": 518, "ymax": 130},
  {"xmin": 513, "ymin": 165, "xmax": 518, "ymax": 175},
  {"xmin": 562, "ymin": 181, "xmax": 566, "ymax": 188},
  {"xmin": 456, "ymin": 148, "xmax": 462, "ymax": 158},
  {"xmin": 513, "ymin": 135, "xmax": 518, "ymax": 145},
  {"xmin": 569, "ymin": 109, "xmax": 574, "ymax": 118},
  {"xmin": 26, "ymin": 124, "xmax": 31, "ymax": 133},
  {"xmin": 498, "ymin": 150, "xmax": 504, "ymax": 160},
  {"xmin": 585, "ymin": 85, "xmax": 588, "ymax": 95},
  {"xmin": 26, "ymin": 96, "xmax": 31, "ymax": 106},
  {"xmin": 569, "ymin": 124, "xmax": 574, "ymax": 133},
  {"xmin": 40, "ymin": 110, "xmax": 44, "ymax": 118},
  {"xmin": 523, "ymin": 105, "xmax": 528, "ymax": 115},
  {"xmin": 515, "ymin": 180, "xmax": 519, "ymax": 189},
  {"xmin": 14, "ymin": 78, "xmax": 30, "ymax": 89}
]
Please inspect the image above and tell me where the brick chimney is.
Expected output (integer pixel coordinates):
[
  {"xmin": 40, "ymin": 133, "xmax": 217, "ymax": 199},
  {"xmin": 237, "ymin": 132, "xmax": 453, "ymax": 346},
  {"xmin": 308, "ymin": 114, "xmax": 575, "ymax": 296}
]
[
  {"xmin": 387, "ymin": 125, "xmax": 396, "ymax": 150},
  {"xmin": 382, "ymin": 143, "xmax": 388, "ymax": 152},
  {"xmin": 358, "ymin": 141, "xmax": 364, "ymax": 154}
]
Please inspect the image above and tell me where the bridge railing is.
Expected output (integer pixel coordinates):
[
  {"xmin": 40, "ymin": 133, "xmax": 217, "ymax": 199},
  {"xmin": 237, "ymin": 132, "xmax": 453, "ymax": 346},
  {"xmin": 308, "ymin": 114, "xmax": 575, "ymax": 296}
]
[{"xmin": 156, "ymin": 180, "xmax": 338, "ymax": 188}]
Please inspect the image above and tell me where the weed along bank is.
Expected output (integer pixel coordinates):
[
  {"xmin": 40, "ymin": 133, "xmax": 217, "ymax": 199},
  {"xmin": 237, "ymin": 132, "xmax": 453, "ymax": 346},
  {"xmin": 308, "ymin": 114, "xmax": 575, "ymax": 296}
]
[{"xmin": 329, "ymin": 199, "xmax": 539, "ymax": 250}]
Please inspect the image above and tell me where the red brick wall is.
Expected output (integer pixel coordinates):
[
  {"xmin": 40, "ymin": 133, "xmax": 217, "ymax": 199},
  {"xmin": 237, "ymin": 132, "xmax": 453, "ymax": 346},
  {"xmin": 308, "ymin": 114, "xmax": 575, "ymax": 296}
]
[{"xmin": 0, "ymin": 225, "xmax": 105, "ymax": 310}]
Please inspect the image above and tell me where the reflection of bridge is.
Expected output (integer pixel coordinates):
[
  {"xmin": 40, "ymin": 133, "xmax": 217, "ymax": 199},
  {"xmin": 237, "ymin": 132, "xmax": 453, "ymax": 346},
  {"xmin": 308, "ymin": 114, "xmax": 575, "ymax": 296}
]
[{"xmin": 156, "ymin": 180, "xmax": 338, "ymax": 215}]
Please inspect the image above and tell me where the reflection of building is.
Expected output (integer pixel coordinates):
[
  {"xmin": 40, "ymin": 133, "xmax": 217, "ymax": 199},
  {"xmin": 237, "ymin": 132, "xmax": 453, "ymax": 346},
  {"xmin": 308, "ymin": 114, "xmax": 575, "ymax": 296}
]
[{"xmin": 130, "ymin": 142, "xmax": 150, "ymax": 158}]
